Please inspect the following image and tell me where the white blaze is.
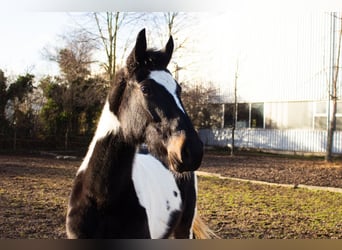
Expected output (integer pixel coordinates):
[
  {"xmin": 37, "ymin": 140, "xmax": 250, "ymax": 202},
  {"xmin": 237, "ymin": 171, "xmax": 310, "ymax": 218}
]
[{"xmin": 149, "ymin": 70, "xmax": 185, "ymax": 113}]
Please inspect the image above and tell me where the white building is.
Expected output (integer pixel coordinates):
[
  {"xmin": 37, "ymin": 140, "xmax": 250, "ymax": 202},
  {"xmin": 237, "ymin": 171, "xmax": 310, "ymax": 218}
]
[{"xmin": 199, "ymin": 12, "xmax": 342, "ymax": 154}]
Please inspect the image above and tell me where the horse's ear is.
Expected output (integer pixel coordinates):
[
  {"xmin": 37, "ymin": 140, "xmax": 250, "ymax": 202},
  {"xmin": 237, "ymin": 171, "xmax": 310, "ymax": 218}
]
[
  {"xmin": 126, "ymin": 28, "xmax": 147, "ymax": 74},
  {"xmin": 134, "ymin": 28, "xmax": 147, "ymax": 63},
  {"xmin": 162, "ymin": 35, "xmax": 174, "ymax": 67}
]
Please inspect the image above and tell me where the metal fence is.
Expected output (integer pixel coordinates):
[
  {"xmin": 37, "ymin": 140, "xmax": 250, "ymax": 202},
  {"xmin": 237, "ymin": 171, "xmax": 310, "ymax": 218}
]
[{"xmin": 199, "ymin": 128, "xmax": 342, "ymax": 154}]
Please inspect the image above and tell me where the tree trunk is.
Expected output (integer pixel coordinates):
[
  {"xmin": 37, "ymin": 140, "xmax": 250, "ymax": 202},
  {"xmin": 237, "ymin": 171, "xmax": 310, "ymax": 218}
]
[
  {"xmin": 231, "ymin": 64, "xmax": 239, "ymax": 156},
  {"xmin": 326, "ymin": 13, "xmax": 342, "ymax": 162},
  {"xmin": 94, "ymin": 12, "xmax": 121, "ymax": 82}
]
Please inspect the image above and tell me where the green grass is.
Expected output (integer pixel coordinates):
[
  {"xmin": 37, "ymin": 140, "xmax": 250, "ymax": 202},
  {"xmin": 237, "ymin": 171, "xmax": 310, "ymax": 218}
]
[
  {"xmin": 197, "ymin": 176, "xmax": 342, "ymax": 239},
  {"xmin": 1, "ymin": 155, "xmax": 341, "ymax": 239}
]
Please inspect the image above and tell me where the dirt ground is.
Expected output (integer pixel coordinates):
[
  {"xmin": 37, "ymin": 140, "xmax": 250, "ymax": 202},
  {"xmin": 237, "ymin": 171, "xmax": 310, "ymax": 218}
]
[
  {"xmin": 0, "ymin": 154, "xmax": 77, "ymax": 239},
  {"xmin": 200, "ymin": 150, "xmax": 342, "ymax": 188},
  {"xmin": 0, "ymin": 151, "xmax": 341, "ymax": 238}
]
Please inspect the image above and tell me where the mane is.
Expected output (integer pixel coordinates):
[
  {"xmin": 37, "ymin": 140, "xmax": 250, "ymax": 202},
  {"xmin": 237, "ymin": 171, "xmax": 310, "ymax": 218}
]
[{"xmin": 108, "ymin": 68, "xmax": 127, "ymax": 115}]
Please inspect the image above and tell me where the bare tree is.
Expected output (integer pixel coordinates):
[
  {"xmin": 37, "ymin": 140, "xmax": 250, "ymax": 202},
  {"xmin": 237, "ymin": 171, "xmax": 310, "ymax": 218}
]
[
  {"xmin": 231, "ymin": 62, "xmax": 239, "ymax": 156},
  {"xmin": 93, "ymin": 12, "xmax": 121, "ymax": 82},
  {"xmin": 66, "ymin": 12, "xmax": 197, "ymax": 84},
  {"xmin": 326, "ymin": 13, "xmax": 342, "ymax": 162},
  {"xmin": 151, "ymin": 12, "xmax": 198, "ymax": 83},
  {"xmin": 42, "ymin": 29, "xmax": 97, "ymax": 79},
  {"xmin": 92, "ymin": 12, "xmax": 145, "ymax": 82}
]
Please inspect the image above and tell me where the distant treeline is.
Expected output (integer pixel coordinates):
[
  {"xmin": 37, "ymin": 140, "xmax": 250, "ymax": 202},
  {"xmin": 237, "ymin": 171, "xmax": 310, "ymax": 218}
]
[
  {"xmin": 0, "ymin": 66, "xmax": 221, "ymax": 152},
  {"xmin": 0, "ymin": 12, "xmax": 223, "ymax": 151}
]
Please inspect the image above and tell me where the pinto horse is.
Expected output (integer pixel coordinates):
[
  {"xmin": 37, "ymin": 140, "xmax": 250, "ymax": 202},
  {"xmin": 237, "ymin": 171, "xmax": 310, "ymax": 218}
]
[{"xmin": 66, "ymin": 29, "xmax": 206, "ymax": 239}]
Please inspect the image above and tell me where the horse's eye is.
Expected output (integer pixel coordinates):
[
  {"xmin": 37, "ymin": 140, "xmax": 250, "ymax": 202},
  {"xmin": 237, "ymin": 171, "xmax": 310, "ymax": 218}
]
[{"xmin": 140, "ymin": 85, "xmax": 150, "ymax": 95}]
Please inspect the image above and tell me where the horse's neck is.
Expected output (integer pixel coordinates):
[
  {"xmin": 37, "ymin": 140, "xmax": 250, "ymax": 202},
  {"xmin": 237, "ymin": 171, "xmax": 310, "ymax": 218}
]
[
  {"xmin": 76, "ymin": 100, "xmax": 137, "ymax": 196},
  {"xmin": 80, "ymin": 132, "xmax": 137, "ymax": 198}
]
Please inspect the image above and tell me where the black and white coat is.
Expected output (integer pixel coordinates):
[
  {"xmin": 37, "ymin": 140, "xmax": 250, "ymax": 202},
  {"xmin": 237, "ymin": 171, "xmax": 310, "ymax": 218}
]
[{"xmin": 66, "ymin": 29, "xmax": 202, "ymax": 239}]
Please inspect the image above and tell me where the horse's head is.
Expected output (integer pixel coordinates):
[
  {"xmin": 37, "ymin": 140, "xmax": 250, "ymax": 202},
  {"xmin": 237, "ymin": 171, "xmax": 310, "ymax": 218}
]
[{"xmin": 108, "ymin": 29, "xmax": 203, "ymax": 173}]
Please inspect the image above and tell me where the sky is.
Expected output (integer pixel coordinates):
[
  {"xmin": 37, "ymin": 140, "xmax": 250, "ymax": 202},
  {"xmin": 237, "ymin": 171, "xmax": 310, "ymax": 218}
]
[
  {"xmin": 1, "ymin": 0, "xmax": 340, "ymax": 76},
  {"xmin": 0, "ymin": 11, "xmax": 296, "ymax": 76},
  {"xmin": 1, "ymin": 1, "xmax": 342, "ymax": 102},
  {"xmin": 0, "ymin": 12, "xmax": 213, "ymax": 77},
  {"xmin": 0, "ymin": 12, "xmax": 74, "ymax": 78}
]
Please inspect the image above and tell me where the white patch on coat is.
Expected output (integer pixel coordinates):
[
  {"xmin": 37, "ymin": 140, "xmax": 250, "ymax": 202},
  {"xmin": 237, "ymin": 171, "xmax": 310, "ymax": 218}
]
[
  {"xmin": 77, "ymin": 100, "xmax": 121, "ymax": 174},
  {"xmin": 132, "ymin": 153, "xmax": 182, "ymax": 239},
  {"xmin": 149, "ymin": 70, "xmax": 185, "ymax": 113}
]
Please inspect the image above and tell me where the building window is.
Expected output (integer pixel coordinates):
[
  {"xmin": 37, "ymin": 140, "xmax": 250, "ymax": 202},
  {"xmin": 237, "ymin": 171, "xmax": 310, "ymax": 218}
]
[
  {"xmin": 314, "ymin": 101, "xmax": 327, "ymax": 130},
  {"xmin": 314, "ymin": 116, "xmax": 327, "ymax": 130},
  {"xmin": 237, "ymin": 103, "xmax": 249, "ymax": 128},
  {"xmin": 223, "ymin": 103, "xmax": 264, "ymax": 129},
  {"xmin": 313, "ymin": 101, "xmax": 342, "ymax": 131},
  {"xmin": 337, "ymin": 102, "xmax": 342, "ymax": 130},
  {"xmin": 336, "ymin": 117, "xmax": 342, "ymax": 130},
  {"xmin": 223, "ymin": 103, "xmax": 234, "ymax": 128},
  {"xmin": 315, "ymin": 101, "xmax": 327, "ymax": 114},
  {"xmin": 251, "ymin": 103, "xmax": 264, "ymax": 128}
]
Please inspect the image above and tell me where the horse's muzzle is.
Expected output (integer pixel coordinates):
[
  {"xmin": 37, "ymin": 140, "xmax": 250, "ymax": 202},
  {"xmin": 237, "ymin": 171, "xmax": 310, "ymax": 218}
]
[{"xmin": 167, "ymin": 131, "xmax": 203, "ymax": 172}]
